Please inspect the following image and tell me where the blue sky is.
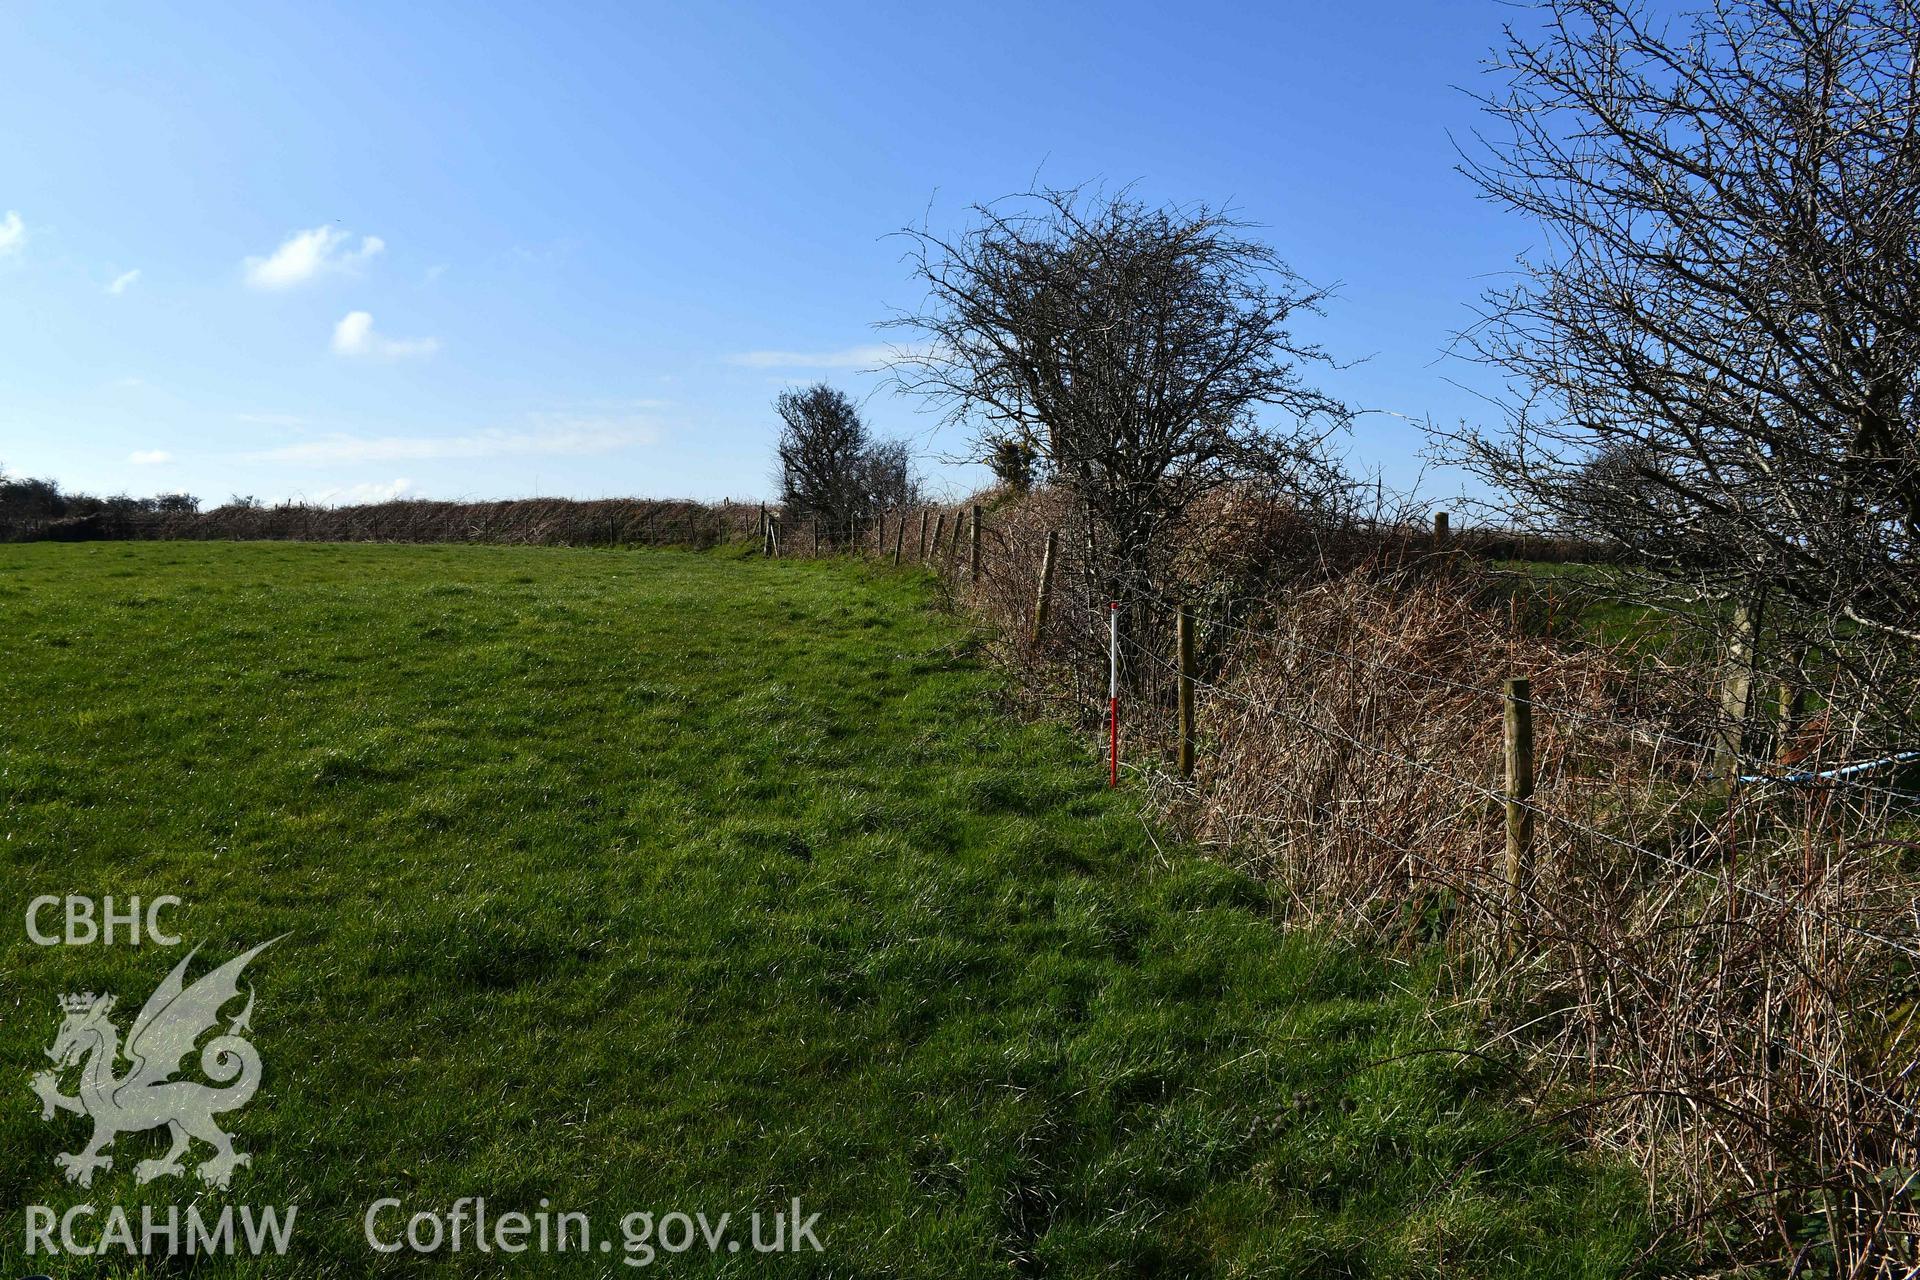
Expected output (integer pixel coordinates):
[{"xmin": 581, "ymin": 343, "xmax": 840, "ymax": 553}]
[{"xmin": 1, "ymin": 1, "xmax": 1535, "ymax": 507}]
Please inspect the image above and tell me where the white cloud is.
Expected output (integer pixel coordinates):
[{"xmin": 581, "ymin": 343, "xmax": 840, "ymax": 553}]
[
  {"xmin": 127, "ymin": 449, "xmax": 173, "ymax": 465},
  {"xmin": 254, "ymin": 418, "xmax": 658, "ymax": 465},
  {"xmin": 244, "ymin": 226, "xmax": 384, "ymax": 289},
  {"xmin": 234, "ymin": 411, "xmax": 307, "ymax": 427},
  {"xmin": 0, "ymin": 210, "xmax": 24, "ymax": 256},
  {"xmin": 727, "ymin": 344, "xmax": 895, "ymax": 370},
  {"xmin": 312, "ymin": 477, "xmax": 414, "ymax": 505},
  {"xmin": 107, "ymin": 268, "xmax": 141, "ymax": 295},
  {"xmin": 330, "ymin": 310, "xmax": 439, "ymax": 359}
]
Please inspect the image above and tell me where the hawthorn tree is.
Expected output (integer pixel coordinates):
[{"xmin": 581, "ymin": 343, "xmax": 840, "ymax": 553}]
[
  {"xmin": 887, "ymin": 186, "xmax": 1354, "ymax": 598},
  {"xmin": 1451, "ymin": 0, "xmax": 1920, "ymax": 714},
  {"xmin": 774, "ymin": 383, "xmax": 919, "ymax": 536}
]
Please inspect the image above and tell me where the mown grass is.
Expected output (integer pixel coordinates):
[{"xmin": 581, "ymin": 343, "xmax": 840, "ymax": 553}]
[{"xmin": 1, "ymin": 542, "xmax": 1653, "ymax": 1277}]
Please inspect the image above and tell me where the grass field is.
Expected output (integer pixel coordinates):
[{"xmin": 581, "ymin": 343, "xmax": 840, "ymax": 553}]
[{"xmin": 1, "ymin": 542, "xmax": 1653, "ymax": 1277}]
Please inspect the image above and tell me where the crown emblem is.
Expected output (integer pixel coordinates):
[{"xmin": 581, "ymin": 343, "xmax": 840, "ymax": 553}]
[{"xmin": 60, "ymin": 992, "xmax": 101, "ymax": 1013}]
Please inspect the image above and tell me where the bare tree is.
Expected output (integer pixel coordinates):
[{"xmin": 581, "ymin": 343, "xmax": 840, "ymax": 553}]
[
  {"xmin": 1450, "ymin": 0, "xmax": 1920, "ymax": 720},
  {"xmin": 774, "ymin": 383, "xmax": 920, "ymax": 536},
  {"xmin": 886, "ymin": 186, "xmax": 1354, "ymax": 598}
]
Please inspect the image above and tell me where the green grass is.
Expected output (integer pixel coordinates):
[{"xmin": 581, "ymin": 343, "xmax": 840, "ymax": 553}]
[{"xmin": 1, "ymin": 542, "xmax": 1652, "ymax": 1276}]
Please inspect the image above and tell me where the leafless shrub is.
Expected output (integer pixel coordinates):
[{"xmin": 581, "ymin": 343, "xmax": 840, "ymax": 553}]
[
  {"xmin": 1448, "ymin": 0, "xmax": 1920, "ymax": 735},
  {"xmin": 1183, "ymin": 572, "xmax": 1918, "ymax": 1274}
]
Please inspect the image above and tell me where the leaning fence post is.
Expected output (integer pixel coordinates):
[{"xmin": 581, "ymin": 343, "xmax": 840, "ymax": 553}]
[
  {"xmin": 1503, "ymin": 677, "xmax": 1535, "ymax": 933},
  {"xmin": 762, "ymin": 514, "xmax": 774, "ymax": 558},
  {"xmin": 892, "ymin": 511, "xmax": 905, "ymax": 566},
  {"xmin": 930, "ymin": 512, "xmax": 946, "ymax": 565},
  {"xmin": 917, "ymin": 510, "xmax": 930, "ymax": 561},
  {"xmin": 968, "ymin": 505, "xmax": 981, "ymax": 583},
  {"xmin": 1177, "ymin": 601, "xmax": 1196, "ymax": 779},
  {"xmin": 1032, "ymin": 530, "xmax": 1058, "ymax": 644}
]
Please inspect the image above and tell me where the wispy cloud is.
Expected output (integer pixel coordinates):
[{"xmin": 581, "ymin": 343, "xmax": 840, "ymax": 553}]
[
  {"xmin": 312, "ymin": 477, "xmax": 414, "ymax": 505},
  {"xmin": 727, "ymin": 344, "xmax": 896, "ymax": 370},
  {"xmin": 127, "ymin": 449, "xmax": 173, "ymax": 465},
  {"xmin": 330, "ymin": 310, "xmax": 439, "ymax": 359},
  {"xmin": 0, "ymin": 211, "xmax": 25, "ymax": 257},
  {"xmin": 107, "ymin": 268, "xmax": 141, "ymax": 295},
  {"xmin": 253, "ymin": 417, "xmax": 658, "ymax": 465},
  {"xmin": 234, "ymin": 411, "xmax": 307, "ymax": 428},
  {"xmin": 244, "ymin": 226, "xmax": 384, "ymax": 289}
]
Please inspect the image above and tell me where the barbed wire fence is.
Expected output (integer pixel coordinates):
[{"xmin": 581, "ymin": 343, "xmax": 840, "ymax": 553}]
[{"xmin": 775, "ymin": 497, "xmax": 1920, "ymax": 1275}]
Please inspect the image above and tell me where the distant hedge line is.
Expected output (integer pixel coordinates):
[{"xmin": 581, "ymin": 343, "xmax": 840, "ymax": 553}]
[
  {"xmin": 0, "ymin": 497, "xmax": 764, "ymax": 549},
  {"xmin": 2, "ymin": 493, "xmax": 1619, "ymax": 566}
]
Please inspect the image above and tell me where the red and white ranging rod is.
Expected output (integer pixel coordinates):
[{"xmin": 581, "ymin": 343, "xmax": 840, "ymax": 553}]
[{"xmin": 1108, "ymin": 601, "xmax": 1120, "ymax": 788}]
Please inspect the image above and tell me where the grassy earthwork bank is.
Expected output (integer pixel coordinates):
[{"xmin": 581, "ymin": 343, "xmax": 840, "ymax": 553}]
[{"xmin": 2, "ymin": 542, "xmax": 1654, "ymax": 1276}]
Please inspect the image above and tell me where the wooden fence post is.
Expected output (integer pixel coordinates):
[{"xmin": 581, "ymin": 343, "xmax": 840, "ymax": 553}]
[
  {"xmin": 892, "ymin": 512, "xmax": 905, "ymax": 566},
  {"xmin": 930, "ymin": 512, "xmax": 945, "ymax": 565},
  {"xmin": 810, "ymin": 519, "xmax": 819, "ymax": 558},
  {"xmin": 1503, "ymin": 676, "xmax": 1535, "ymax": 931},
  {"xmin": 1177, "ymin": 601, "xmax": 1196, "ymax": 778},
  {"xmin": 762, "ymin": 514, "xmax": 773, "ymax": 558},
  {"xmin": 1032, "ymin": 530, "xmax": 1058, "ymax": 645},
  {"xmin": 969, "ymin": 504, "xmax": 981, "ymax": 583},
  {"xmin": 1433, "ymin": 511, "xmax": 1454, "ymax": 574},
  {"xmin": 917, "ymin": 510, "xmax": 929, "ymax": 561}
]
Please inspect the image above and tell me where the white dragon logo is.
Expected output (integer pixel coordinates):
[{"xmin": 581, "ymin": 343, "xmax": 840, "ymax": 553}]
[{"xmin": 29, "ymin": 937, "xmax": 281, "ymax": 1190}]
